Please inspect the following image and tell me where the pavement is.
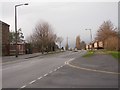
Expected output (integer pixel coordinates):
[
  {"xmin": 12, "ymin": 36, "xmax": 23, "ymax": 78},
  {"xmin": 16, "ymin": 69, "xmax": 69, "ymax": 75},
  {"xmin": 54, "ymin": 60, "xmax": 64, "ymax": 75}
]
[
  {"xmin": 2, "ymin": 50, "xmax": 119, "ymax": 89},
  {"xmin": 1, "ymin": 50, "xmax": 63, "ymax": 64}
]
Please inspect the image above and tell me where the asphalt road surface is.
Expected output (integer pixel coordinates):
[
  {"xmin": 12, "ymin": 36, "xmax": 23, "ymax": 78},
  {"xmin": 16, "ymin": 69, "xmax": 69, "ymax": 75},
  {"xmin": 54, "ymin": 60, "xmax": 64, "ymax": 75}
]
[
  {"xmin": 2, "ymin": 51, "xmax": 86, "ymax": 88},
  {"xmin": 2, "ymin": 50, "xmax": 118, "ymax": 89}
]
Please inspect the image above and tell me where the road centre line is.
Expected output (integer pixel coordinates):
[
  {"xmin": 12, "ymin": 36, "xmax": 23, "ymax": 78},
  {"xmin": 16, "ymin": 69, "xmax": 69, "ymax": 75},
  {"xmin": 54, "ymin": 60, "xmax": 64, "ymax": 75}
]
[
  {"xmin": 44, "ymin": 73, "xmax": 48, "ymax": 77},
  {"xmin": 54, "ymin": 69, "xmax": 57, "ymax": 71},
  {"xmin": 20, "ymin": 65, "xmax": 64, "ymax": 89},
  {"xmin": 38, "ymin": 76, "xmax": 43, "ymax": 80},
  {"xmin": 20, "ymin": 85, "xmax": 26, "ymax": 88},
  {"xmin": 49, "ymin": 71, "xmax": 53, "ymax": 73},
  {"xmin": 57, "ymin": 67, "xmax": 60, "ymax": 69},
  {"xmin": 29, "ymin": 80, "xmax": 36, "ymax": 84},
  {"xmin": 65, "ymin": 58, "xmax": 75, "ymax": 65},
  {"xmin": 60, "ymin": 65, "xmax": 63, "ymax": 67}
]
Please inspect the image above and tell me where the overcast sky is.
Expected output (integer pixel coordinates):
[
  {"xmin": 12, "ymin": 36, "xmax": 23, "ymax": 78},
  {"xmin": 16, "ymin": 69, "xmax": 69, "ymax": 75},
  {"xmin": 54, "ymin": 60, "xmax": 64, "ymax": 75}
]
[{"xmin": 0, "ymin": 1, "xmax": 118, "ymax": 48}]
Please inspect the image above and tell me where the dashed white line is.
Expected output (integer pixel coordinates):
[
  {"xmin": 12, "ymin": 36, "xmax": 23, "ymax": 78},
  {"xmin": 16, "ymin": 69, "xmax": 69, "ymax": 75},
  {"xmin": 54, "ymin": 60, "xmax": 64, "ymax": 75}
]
[
  {"xmin": 44, "ymin": 73, "xmax": 48, "ymax": 77},
  {"xmin": 19, "ymin": 65, "xmax": 65, "ymax": 89},
  {"xmin": 49, "ymin": 71, "xmax": 53, "ymax": 73},
  {"xmin": 57, "ymin": 67, "xmax": 60, "ymax": 69},
  {"xmin": 60, "ymin": 65, "xmax": 63, "ymax": 68},
  {"xmin": 29, "ymin": 80, "xmax": 36, "ymax": 84},
  {"xmin": 54, "ymin": 69, "xmax": 57, "ymax": 71},
  {"xmin": 20, "ymin": 85, "xmax": 26, "ymax": 88},
  {"xmin": 38, "ymin": 76, "xmax": 42, "ymax": 80}
]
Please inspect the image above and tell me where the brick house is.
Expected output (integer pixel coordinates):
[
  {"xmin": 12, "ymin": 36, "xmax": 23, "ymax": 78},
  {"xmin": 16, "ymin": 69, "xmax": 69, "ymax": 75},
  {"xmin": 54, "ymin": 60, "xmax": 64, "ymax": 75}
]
[
  {"xmin": 0, "ymin": 21, "xmax": 10, "ymax": 56},
  {"xmin": 10, "ymin": 42, "xmax": 25, "ymax": 55}
]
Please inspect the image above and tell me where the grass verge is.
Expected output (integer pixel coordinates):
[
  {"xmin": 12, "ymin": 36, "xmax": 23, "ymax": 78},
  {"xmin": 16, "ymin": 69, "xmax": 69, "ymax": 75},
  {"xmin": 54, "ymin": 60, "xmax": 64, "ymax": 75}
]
[
  {"xmin": 106, "ymin": 51, "xmax": 120, "ymax": 60},
  {"xmin": 82, "ymin": 50, "xmax": 94, "ymax": 57}
]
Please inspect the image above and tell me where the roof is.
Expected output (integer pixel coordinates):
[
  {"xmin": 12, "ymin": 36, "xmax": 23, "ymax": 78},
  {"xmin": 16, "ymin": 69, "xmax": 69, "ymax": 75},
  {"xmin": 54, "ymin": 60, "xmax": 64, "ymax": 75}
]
[
  {"xmin": 10, "ymin": 42, "xmax": 25, "ymax": 45},
  {"xmin": 0, "ymin": 20, "xmax": 10, "ymax": 26}
]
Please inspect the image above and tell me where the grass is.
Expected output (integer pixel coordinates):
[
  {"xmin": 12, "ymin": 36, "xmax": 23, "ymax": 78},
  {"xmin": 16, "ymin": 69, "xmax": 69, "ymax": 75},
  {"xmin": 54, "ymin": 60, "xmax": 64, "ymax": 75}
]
[
  {"xmin": 106, "ymin": 51, "xmax": 120, "ymax": 59},
  {"xmin": 83, "ymin": 50, "xmax": 94, "ymax": 57}
]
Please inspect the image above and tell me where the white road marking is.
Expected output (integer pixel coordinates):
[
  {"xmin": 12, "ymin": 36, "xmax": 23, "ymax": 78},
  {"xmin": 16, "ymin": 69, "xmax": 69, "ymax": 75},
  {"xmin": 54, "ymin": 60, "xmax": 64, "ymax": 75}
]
[
  {"xmin": 57, "ymin": 67, "xmax": 60, "ymax": 69},
  {"xmin": 69, "ymin": 58, "xmax": 75, "ymax": 61},
  {"xmin": 60, "ymin": 65, "xmax": 63, "ymax": 68},
  {"xmin": 49, "ymin": 71, "xmax": 53, "ymax": 73},
  {"xmin": 38, "ymin": 76, "xmax": 42, "ymax": 80},
  {"xmin": 65, "ymin": 58, "xmax": 75, "ymax": 65},
  {"xmin": 44, "ymin": 73, "xmax": 48, "ymax": 77},
  {"xmin": 65, "ymin": 61, "xmax": 67, "ymax": 64},
  {"xmin": 54, "ymin": 69, "xmax": 57, "ymax": 71},
  {"xmin": 67, "ymin": 60, "xmax": 120, "ymax": 75},
  {"xmin": 29, "ymin": 80, "xmax": 36, "ymax": 84},
  {"xmin": 20, "ymin": 85, "xmax": 26, "ymax": 88}
]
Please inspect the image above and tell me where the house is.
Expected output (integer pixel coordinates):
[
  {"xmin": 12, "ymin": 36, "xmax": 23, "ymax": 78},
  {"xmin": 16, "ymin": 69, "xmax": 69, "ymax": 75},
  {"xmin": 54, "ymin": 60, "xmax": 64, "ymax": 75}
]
[
  {"xmin": 86, "ymin": 41, "xmax": 104, "ymax": 50},
  {"xmin": 0, "ymin": 21, "xmax": 10, "ymax": 56},
  {"xmin": 10, "ymin": 42, "xmax": 25, "ymax": 55},
  {"xmin": 93, "ymin": 41, "xmax": 104, "ymax": 49}
]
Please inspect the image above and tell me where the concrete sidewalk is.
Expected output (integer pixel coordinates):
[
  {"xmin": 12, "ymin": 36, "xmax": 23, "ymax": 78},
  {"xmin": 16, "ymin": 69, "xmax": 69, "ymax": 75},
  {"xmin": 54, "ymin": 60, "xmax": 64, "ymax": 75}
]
[
  {"xmin": 2, "ymin": 50, "xmax": 63, "ymax": 63},
  {"xmin": 2, "ymin": 53, "xmax": 42, "ymax": 63},
  {"xmin": 70, "ymin": 53, "xmax": 119, "ymax": 73}
]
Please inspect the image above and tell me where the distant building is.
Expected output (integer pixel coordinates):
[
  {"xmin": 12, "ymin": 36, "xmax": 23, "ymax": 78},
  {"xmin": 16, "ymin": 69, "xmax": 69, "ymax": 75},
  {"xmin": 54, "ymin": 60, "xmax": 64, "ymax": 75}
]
[
  {"xmin": 86, "ymin": 45, "xmax": 89, "ymax": 50},
  {"xmin": 93, "ymin": 41, "xmax": 104, "ymax": 49},
  {"xmin": 86, "ymin": 41, "xmax": 104, "ymax": 50},
  {"xmin": 10, "ymin": 42, "xmax": 25, "ymax": 55},
  {"xmin": 0, "ymin": 21, "xmax": 10, "ymax": 56}
]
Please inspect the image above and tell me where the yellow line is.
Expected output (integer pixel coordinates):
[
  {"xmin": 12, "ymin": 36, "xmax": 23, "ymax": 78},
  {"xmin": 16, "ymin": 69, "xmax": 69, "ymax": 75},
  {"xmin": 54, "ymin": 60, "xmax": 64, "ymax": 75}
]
[{"xmin": 67, "ymin": 62, "xmax": 120, "ymax": 75}]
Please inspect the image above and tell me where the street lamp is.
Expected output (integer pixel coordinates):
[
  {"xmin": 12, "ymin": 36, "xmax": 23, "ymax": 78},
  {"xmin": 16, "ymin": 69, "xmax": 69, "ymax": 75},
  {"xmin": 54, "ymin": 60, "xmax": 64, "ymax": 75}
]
[
  {"xmin": 15, "ymin": 3, "xmax": 28, "ymax": 57},
  {"xmin": 85, "ymin": 29, "xmax": 93, "ymax": 50},
  {"xmin": 85, "ymin": 29, "xmax": 92, "ymax": 42}
]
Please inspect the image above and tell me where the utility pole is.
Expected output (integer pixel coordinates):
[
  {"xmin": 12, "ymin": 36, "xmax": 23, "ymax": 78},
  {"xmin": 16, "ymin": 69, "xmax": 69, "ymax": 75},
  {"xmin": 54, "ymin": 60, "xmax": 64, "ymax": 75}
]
[
  {"xmin": 65, "ymin": 37, "xmax": 69, "ymax": 50},
  {"xmin": 85, "ymin": 29, "xmax": 93, "ymax": 50},
  {"xmin": 15, "ymin": 3, "xmax": 28, "ymax": 57},
  {"xmin": 85, "ymin": 29, "xmax": 92, "ymax": 42}
]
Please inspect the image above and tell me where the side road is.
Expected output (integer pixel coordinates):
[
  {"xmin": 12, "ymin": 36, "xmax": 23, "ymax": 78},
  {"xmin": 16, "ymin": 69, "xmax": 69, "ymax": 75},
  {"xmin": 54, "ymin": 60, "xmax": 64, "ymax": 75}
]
[
  {"xmin": 69, "ymin": 52, "xmax": 119, "ymax": 74},
  {"xmin": 2, "ymin": 51, "xmax": 64, "ymax": 63},
  {"xmin": 25, "ymin": 51, "xmax": 118, "ymax": 88}
]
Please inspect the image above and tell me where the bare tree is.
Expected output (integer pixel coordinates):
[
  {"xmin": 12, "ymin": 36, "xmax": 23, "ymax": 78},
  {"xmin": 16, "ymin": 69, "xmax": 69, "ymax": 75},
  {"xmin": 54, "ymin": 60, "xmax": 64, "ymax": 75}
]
[
  {"xmin": 76, "ymin": 35, "xmax": 81, "ymax": 50},
  {"xmin": 96, "ymin": 20, "xmax": 117, "ymax": 41},
  {"xmin": 104, "ymin": 36, "xmax": 119, "ymax": 50},
  {"xmin": 56, "ymin": 37, "xmax": 63, "ymax": 49},
  {"xmin": 27, "ymin": 21, "xmax": 57, "ymax": 54},
  {"xmin": 96, "ymin": 20, "xmax": 119, "ymax": 50},
  {"xmin": 80, "ymin": 41, "xmax": 86, "ymax": 50}
]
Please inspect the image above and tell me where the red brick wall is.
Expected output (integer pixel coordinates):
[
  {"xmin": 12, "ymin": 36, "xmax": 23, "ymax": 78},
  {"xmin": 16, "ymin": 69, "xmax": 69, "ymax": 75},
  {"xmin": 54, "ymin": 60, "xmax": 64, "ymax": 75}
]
[{"xmin": 1, "ymin": 21, "xmax": 10, "ymax": 56}]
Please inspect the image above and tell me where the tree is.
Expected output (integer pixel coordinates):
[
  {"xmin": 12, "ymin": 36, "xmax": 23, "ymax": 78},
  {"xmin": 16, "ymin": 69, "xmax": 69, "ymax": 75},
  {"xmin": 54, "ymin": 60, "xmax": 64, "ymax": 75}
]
[
  {"xmin": 76, "ymin": 35, "xmax": 81, "ymax": 50},
  {"xmin": 104, "ymin": 36, "xmax": 119, "ymax": 50},
  {"xmin": 80, "ymin": 41, "xmax": 86, "ymax": 50},
  {"xmin": 65, "ymin": 42, "xmax": 69, "ymax": 50},
  {"xmin": 9, "ymin": 28, "xmax": 24, "ymax": 43},
  {"xmin": 9, "ymin": 31, "xmax": 16, "ymax": 43},
  {"xmin": 27, "ymin": 21, "xmax": 57, "ymax": 54},
  {"xmin": 96, "ymin": 20, "xmax": 117, "ymax": 41},
  {"xmin": 56, "ymin": 37, "xmax": 63, "ymax": 49},
  {"xmin": 65, "ymin": 37, "xmax": 69, "ymax": 50},
  {"xmin": 96, "ymin": 20, "xmax": 119, "ymax": 50}
]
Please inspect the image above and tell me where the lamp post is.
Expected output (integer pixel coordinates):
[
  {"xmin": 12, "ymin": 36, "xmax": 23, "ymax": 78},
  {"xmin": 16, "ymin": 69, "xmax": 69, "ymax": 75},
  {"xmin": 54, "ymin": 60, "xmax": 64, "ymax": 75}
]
[
  {"xmin": 85, "ymin": 29, "xmax": 93, "ymax": 50},
  {"xmin": 15, "ymin": 3, "xmax": 28, "ymax": 57},
  {"xmin": 85, "ymin": 29, "xmax": 92, "ymax": 42}
]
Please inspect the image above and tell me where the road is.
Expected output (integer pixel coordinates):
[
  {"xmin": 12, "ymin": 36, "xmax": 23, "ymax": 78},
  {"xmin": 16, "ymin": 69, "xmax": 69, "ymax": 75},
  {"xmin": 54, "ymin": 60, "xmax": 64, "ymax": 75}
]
[
  {"xmin": 2, "ymin": 50, "xmax": 118, "ymax": 89},
  {"xmin": 2, "ymin": 51, "xmax": 86, "ymax": 88}
]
